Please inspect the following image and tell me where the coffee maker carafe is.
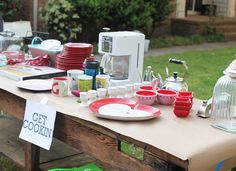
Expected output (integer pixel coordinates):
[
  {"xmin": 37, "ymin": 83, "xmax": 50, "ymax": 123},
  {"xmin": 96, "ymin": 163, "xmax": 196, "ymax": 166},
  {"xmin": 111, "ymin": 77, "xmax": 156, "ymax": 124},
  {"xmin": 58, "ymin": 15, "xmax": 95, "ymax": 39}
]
[{"xmin": 98, "ymin": 31, "xmax": 145, "ymax": 86}]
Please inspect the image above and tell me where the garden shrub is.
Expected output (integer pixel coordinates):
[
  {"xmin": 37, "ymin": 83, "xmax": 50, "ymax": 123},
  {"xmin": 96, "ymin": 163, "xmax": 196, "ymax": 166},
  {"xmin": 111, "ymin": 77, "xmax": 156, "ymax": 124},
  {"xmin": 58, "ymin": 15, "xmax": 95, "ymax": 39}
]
[
  {"xmin": 104, "ymin": 0, "xmax": 153, "ymax": 32},
  {"xmin": 0, "ymin": 0, "xmax": 22, "ymax": 21},
  {"xmin": 74, "ymin": 0, "xmax": 109, "ymax": 42},
  {"xmin": 40, "ymin": 0, "xmax": 81, "ymax": 42},
  {"xmin": 40, "ymin": 0, "xmax": 173, "ymax": 42}
]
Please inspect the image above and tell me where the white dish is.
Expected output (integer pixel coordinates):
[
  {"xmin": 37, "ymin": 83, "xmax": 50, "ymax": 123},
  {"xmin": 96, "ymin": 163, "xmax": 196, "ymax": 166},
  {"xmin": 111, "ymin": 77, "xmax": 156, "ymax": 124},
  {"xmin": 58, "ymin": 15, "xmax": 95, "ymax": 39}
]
[
  {"xmin": 16, "ymin": 79, "xmax": 52, "ymax": 91},
  {"xmin": 41, "ymin": 39, "xmax": 61, "ymax": 50},
  {"xmin": 89, "ymin": 98, "xmax": 161, "ymax": 121}
]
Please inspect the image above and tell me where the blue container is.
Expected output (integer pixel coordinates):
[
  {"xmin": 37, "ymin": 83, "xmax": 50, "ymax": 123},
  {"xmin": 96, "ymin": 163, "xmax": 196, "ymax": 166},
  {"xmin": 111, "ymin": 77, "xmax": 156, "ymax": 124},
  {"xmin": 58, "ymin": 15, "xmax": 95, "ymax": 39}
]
[{"xmin": 84, "ymin": 61, "xmax": 100, "ymax": 89}]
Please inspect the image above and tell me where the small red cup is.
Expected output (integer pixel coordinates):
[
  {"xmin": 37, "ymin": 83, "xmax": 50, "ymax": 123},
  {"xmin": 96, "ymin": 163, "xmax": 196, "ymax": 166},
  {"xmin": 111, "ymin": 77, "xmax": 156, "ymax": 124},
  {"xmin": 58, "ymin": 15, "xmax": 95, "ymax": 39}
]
[{"xmin": 173, "ymin": 109, "xmax": 190, "ymax": 117}]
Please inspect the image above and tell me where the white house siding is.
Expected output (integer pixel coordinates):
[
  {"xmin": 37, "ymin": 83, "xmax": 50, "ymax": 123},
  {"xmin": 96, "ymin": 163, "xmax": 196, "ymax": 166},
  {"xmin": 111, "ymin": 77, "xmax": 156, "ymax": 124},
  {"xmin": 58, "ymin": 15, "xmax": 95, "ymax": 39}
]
[
  {"xmin": 176, "ymin": 0, "xmax": 186, "ymax": 18},
  {"xmin": 214, "ymin": 0, "xmax": 235, "ymax": 17}
]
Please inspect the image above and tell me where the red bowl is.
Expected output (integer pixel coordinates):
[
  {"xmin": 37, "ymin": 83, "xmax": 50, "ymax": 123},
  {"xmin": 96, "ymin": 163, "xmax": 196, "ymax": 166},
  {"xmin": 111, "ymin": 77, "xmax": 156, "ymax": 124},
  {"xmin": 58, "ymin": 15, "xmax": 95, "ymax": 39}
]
[
  {"xmin": 174, "ymin": 101, "xmax": 192, "ymax": 107},
  {"xmin": 135, "ymin": 90, "xmax": 157, "ymax": 106},
  {"xmin": 173, "ymin": 109, "xmax": 190, "ymax": 117},
  {"xmin": 175, "ymin": 97, "xmax": 192, "ymax": 103},
  {"xmin": 174, "ymin": 105, "xmax": 191, "ymax": 111},
  {"xmin": 178, "ymin": 91, "xmax": 193, "ymax": 97},
  {"xmin": 140, "ymin": 85, "xmax": 159, "ymax": 91},
  {"xmin": 177, "ymin": 91, "xmax": 193, "ymax": 101},
  {"xmin": 157, "ymin": 89, "xmax": 177, "ymax": 105}
]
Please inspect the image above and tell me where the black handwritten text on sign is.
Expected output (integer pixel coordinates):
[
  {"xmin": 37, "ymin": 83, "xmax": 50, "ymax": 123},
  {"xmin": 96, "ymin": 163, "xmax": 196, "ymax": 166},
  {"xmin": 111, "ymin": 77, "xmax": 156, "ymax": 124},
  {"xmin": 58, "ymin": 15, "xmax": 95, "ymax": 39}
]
[
  {"xmin": 23, "ymin": 112, "xmax": 52, "ymax": 138},
  {"xmin": 19, "ymin": 100, "xmax": 56, "ymax": 150}
]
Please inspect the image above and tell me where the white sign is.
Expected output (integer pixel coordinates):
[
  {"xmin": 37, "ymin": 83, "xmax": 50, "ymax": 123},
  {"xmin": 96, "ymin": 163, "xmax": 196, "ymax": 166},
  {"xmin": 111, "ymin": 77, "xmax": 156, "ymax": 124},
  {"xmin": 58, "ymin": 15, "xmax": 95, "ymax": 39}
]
[{"xmin": 19, "ymin": 99, "xmax": 56, "ymax": 150}]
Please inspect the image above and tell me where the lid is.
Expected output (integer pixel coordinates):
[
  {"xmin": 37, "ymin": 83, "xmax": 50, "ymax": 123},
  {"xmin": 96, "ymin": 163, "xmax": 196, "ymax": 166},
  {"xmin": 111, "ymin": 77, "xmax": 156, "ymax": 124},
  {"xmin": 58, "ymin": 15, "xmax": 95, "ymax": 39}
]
[
  {"xmin": 224, "ymin": 59, "xmax": 236, "ymax": 78},
  {"xmin": 86, "ymin": 61, "xmax": 100, "ymax": 69},
  {"xmin": 166, "ymin": 72, "xmax": 184, "ymax": 82}
]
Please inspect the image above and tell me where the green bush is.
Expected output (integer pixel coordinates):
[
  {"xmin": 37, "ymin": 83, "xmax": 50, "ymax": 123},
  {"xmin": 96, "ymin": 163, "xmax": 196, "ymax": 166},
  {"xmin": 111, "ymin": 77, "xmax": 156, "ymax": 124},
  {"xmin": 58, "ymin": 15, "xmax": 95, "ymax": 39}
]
[
  {"xmin": 104, "ymin": 0, "xmax": 153, "ymax": 32},
  {"xmin": 40, "ymin": 0, "xmax": 173, "ymax": 42},
  {"xmin": 40, "ymin": 0, "xmax": 81, "ymax": 42},
  {"xmin": 0, "ymin": 0, "xmax": 22, "ymax": 21},
  {"xmin": 147, "ymin": 0, "xmax": 174, "ymax": 38},
  {"xmin": 74, "ymin": 0, "xmax": 109, "ymax": 42}
]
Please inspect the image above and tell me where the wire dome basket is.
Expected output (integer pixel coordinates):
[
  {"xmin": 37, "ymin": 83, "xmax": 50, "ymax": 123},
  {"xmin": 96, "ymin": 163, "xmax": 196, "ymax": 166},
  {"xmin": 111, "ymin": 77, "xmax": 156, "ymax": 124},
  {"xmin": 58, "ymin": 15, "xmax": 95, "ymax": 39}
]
[{"xmin": 211, "ymin": 59, "xmax": 236, "ymax": 133}]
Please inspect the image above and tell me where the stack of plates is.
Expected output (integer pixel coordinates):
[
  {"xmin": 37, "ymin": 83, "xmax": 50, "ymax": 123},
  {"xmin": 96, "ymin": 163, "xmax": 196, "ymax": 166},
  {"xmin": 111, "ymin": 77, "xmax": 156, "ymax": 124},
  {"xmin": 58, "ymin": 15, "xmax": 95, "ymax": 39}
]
[{"xmin": 55, "ymin": 43, "xmax": 93, "ymax": 70}]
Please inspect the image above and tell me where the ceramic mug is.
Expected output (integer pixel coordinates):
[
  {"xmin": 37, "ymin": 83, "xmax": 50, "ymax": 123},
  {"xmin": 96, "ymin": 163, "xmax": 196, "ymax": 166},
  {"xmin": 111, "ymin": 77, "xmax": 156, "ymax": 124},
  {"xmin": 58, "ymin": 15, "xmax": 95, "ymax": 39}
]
[
  {"xmin": 52, "ymin": 77, "xmax": 68, "ymax": 96},
  {"xmin": 78, "ymin": 75, "xmax": 93, "ymax": 92},
  {"xmin": 96, "ymin": 74, "xmax": 110, "ymax": 89},
  {"xmin": 67, "ymin": 69, "xmax": 84, "ymax": 91}
]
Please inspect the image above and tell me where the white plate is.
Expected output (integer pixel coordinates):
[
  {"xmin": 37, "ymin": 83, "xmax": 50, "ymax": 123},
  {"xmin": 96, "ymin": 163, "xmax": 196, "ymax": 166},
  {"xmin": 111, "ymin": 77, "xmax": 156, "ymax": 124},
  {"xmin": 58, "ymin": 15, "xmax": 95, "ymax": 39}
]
[
  {"xmin": 89, "ymin": 98, "xmax": 161, "ymax": 121},
  {"xmin": 16, "ymin": 79, "xmax": 52, "ymax": 91}
]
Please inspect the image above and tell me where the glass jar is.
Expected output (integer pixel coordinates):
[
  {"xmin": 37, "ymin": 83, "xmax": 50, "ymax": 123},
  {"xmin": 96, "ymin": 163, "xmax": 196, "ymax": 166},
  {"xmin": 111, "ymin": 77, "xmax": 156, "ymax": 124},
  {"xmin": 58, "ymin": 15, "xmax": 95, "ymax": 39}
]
[{"xmin": 211, "ymin": 60, "xmax": 236, "ymax": 133}]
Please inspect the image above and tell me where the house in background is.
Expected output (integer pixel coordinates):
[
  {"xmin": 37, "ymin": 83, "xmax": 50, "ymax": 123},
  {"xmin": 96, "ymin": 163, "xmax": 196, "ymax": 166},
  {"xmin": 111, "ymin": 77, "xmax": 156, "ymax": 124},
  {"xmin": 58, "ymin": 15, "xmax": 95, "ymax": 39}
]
[
  {"xmin": 172, "ymin": 0, "xmax": 236, "ymax": 40},
  {"xmin": 175, "ymin": 0, "xmax": 236, "ymax": 18}
]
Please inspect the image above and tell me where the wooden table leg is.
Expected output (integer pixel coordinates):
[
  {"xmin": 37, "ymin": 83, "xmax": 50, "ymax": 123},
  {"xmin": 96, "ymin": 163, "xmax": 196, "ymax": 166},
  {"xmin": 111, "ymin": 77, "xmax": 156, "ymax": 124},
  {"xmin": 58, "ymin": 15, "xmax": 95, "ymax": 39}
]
[{"xmin": 25, "ymin": 141, "xmax": 40, "ymax": 171}]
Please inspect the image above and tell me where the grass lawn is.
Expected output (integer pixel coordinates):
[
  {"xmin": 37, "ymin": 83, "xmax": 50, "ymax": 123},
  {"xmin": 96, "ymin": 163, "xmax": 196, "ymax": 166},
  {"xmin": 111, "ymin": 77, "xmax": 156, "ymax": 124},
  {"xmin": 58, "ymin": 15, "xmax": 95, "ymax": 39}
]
[{"xmin": 144, "ymin": 47, "xmax": 236, "ymax": 100}]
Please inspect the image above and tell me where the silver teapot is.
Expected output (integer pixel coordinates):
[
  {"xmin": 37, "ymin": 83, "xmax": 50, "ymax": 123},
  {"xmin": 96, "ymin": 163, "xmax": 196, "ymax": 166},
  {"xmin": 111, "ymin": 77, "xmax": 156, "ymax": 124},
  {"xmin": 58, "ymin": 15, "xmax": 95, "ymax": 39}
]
[{"xmin": 161, "ymin": 58, "xmax": 188, "ymax": 92}]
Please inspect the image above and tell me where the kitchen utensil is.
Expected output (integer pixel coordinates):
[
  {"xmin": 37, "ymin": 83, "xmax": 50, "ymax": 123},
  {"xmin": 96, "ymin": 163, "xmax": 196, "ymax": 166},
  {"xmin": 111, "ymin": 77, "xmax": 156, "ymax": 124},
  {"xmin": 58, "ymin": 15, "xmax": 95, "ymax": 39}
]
[
  {"xmin": 78, "ymin": 75, "xmax": 93, "ymax": 92},
  {"xmin": 16, "ymin": 79, "xmax": 52, "ymax": 91},
  {"xmin": 51, "ymin": 77, "xmax": 68, "ymax": 97},
  {"xmin": 84, "ymin": 61, "xmax": 100, "ymax": 89},
  {"xmin": 197, "ymin": 98, "xmax": 212, "ymax": 118},
  {"xmin": 156, "ymin": 89, "xmax": 176, "ymax": 105},
  {"xmin": 162, "ymin": 58, "xmax": 188, "ymax": 92},
  {"xmin": 89, "ymin": 98, "xmax": 161, "ymax": 121},
  {"xmin": 211, "ymin": 59, "xmax": 236, "ymax": 133},
  {"xmin": 98, "ymin": 31, "xmax": 145, "ymax": 86},
  {"xmin": 135, "ymin": 90, "xmax": 157, "ymax": 106}
]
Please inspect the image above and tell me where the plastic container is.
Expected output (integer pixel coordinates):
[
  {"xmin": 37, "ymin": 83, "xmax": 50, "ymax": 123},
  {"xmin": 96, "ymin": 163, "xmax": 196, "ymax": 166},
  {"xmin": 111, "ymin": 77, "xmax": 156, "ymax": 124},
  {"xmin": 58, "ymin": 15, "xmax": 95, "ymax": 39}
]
[
  {"xmin": 28, "ymin": 37, "xmax": 63, "ymax": 67},
  {"xmin": 84, "ymin": 61, "xmax": 100, "ymax": 89}
]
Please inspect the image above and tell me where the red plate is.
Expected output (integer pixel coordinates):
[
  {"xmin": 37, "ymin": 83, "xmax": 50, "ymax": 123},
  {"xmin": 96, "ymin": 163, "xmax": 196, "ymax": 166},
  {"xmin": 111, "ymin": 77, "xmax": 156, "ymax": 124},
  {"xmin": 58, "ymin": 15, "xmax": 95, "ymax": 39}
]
[
  {"xmin": 62, "ymin": 51, "xmax": 92, "ymax": 56},
  {"xmin": 57, "ymin": 54, "xmax": 89, "ymax": 60},
  {"xmin": 64, "ymin": 43, "xmax": 93, "ymax": 48},
  {"xmin": 64, "ymin": 43, "xmax": 93, "ymax": 53},
  {"xmin": 56, "ymin": 58, "xmax": 84, "ymax": 64},
  {"xmin": 56, "ymin": 58, "xmax": 85, "ymax": 64},
  {"xmin": 89, "ymin": 98, "xmax": 161, "ymax": 121},
  {"xmin": 173, "ymin": 109, "xmax": 190, "ymax": 117},
  {"xmin": 56, "ymin": 62, "xmax": 83, "ymax": 67},
  {"xmin": 57, "ymin": 56, "xmax": 86, "ymax": 61},
  {"xmin": 56, "ymin": 61, "xmax": 83, "ymax": 67},
  {"xmin": 56, "ymin": 65, "xmax": 83, "ymax": 71},
  {"xmin": 61, "ymin": 52, "xmax": 91, "ymax": 57}
]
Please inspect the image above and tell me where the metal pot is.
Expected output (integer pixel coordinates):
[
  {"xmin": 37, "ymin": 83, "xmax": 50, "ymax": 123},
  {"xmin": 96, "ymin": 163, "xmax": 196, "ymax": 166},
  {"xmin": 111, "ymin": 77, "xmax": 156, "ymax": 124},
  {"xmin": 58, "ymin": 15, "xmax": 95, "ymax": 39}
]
[{"xmin": 162, "ymin": 58, "xmax": 188, "ymax": 92}]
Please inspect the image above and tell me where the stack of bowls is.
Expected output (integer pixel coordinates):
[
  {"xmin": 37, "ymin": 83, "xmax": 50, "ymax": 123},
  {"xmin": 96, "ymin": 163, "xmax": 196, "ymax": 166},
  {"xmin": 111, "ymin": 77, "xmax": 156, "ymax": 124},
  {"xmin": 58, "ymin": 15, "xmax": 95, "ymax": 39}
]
[
  {"xmin": 173, "ymin": 92, "xmax": 193, "ymax": 117},
  {"xmin": 56, "ymin": 43, "xmax": 93, "ymax": 70}
]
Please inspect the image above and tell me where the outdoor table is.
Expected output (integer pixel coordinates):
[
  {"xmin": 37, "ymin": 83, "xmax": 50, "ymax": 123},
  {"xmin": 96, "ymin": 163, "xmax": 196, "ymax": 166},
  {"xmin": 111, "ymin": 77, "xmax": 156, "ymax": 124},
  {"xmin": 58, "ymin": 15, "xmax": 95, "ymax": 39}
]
[{"xmin": 0, "ymin": 76, "xmax": 236, "ymax": 171}]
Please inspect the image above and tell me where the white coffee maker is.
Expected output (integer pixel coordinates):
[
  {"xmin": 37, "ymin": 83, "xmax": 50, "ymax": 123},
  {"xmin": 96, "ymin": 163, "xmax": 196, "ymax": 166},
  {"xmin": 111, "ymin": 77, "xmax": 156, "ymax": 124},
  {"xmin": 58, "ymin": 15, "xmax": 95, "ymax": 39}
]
[{"xmin": 98, "ymin": 31, "xmax": 145, "ymax": 86}]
